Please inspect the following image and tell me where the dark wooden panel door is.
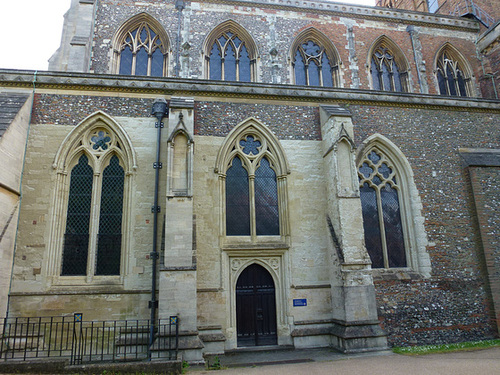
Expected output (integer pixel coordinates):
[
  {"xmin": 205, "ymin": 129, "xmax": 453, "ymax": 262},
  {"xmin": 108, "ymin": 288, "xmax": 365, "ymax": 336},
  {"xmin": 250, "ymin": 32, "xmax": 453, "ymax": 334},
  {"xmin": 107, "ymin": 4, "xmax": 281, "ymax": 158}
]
[{"xmin": 236, "ymin": 263, "xmax": 277, "ymax": 347}]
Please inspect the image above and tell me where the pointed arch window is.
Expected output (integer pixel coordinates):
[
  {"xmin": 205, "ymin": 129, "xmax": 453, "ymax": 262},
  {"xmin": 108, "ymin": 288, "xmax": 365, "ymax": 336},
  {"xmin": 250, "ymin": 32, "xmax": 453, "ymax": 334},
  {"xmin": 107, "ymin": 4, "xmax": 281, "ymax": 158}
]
[
  {"xmin": 436, "ymin": 50, "xmax": 471, "ymax": 97},
  {"xmin": 369, "ymin": 38, "xmax": 409, "ymax": 92},
  {"xmin": 358, "ymin": 149, "xmax": 406, "ymax": 268},
  {"xmin": 204, "ymin": 21, "xmax": 257, "ymax": 82},
  {"xmin": 112, "ymin": 14, "xmax": 169, "ymax": 77},
  {"xmin": 48, "ymin": 113, "xmax": 136, "ymax": 285},
  {"xmin": 356, "ymin": 136, "xmax": 431, "ymax": 276},
  {"xmin": 216, "ymin": 119, "xmax": 290, "ymax": 242},
  {"xmin": 291, "ymin": 29, "xmax": 340, "ymax": 87}
]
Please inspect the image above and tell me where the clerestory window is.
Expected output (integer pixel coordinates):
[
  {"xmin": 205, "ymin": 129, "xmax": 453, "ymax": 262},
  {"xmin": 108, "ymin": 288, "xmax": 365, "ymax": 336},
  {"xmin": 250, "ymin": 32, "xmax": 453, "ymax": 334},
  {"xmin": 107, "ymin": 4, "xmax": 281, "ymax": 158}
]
[
  {"xmin": 369, "ymin": 37, "xmax": 409, "ymax": 92},
  {"xmin": 436, "ymin": 49, "xmax": 471, "ymax": 97},
  {"xmin": 371, "ymin": 47, "xmax": 404, "ymax": 92},
  {"xmin": 291, "ymin": 28, "xmax": 340, "ymax": 87},
  {"xmin": 112, "ymin": 14, "xmax": 169, "ymax": 77},
  {"xmin": 204, "ymin": 21, "xmax": 257, "ymax": 82}
]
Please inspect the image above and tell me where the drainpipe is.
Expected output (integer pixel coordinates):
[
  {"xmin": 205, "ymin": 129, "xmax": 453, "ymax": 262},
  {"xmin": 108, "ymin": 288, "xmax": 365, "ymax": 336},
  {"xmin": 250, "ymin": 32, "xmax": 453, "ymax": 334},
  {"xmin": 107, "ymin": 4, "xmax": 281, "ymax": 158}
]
[
  {"xmin": 149, "ymin": 98, "xmax": 169, "ymax": 359},
  {"xmin": 174, "ymin": 1, "xmax": 185, "ymax": 77}
]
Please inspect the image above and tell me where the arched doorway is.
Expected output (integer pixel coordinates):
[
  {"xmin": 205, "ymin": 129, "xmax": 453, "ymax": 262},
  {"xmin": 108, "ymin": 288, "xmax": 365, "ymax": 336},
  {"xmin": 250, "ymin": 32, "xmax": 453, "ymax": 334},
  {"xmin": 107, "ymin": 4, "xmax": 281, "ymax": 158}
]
[{"xmin": 236, "ymin": 263, "xmax": 278, "ymax": 346}]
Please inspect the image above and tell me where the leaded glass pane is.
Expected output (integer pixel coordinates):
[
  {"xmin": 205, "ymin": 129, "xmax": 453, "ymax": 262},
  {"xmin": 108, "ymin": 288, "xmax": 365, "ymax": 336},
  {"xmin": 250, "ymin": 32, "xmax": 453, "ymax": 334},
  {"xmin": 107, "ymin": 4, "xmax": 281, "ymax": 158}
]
[
  {"xmin": 151, "ymin": 48, "xmax": 164, "ymax": 77},
  {"xmin": 382, "ymin": 60, "xmax": 391, "ymax": 91},
  {"xmin": 61, "ymin": 154, "xmax": 93, "ymax": 276},
  {"xmin": 437, "ymin": 70, "xmax": 447, "ymax": 95},
  {"xmin": 308, "ymin": 60, "xmax": 320, "ymax": 87},
  {"xmin": 371, "ymin": 57, "xmax": 381, "ymax": 90},
  {"xmin": 393, "ymin": 63, "xmax": 402, "ymax": 92},
  {"xmin": 119, "ymin": 45, "xmax": 133, "ymax": 75},
  {"xmin": 96, "ymin": 156, "xmax": 124, "ymax": 276},
  {"xmin": 446, "ymin": 64, "xmax": 457, "ymax": 96},
  {"xmin": 225, "ymin": 43, "xmax": 237, "ymax": 81},
  {"xmin": 380, "ymin": 184, "xmax": 406, "ymax": 267},
  {"xmin": 210, "ymin": 43, "xmax": 222, "ymax": 80},
  {"xmin": 135, "ymin": 47, "xmax": 148, "ymax": 76},
  {"xmin": 457, "ymin": 71, "xmax": 467, "ymax": 97},
  {"xmin": 255, "ymin": 158, "xmax": 279, "ymax": 235},
  {"xmin": 360, "ymin": 183, "xmax": 384, "ymax": 268},
  {"xmin": 226, "ymin": 157, "xmax": 250, "ymax": 235},
  {"xmin": 321, "ymin": 54, "xmax": 333, "ymax": 87},
  {"xmin": 294, "ymin": 50, "xmax": 306, "ymax": 85},
  {"xmin": 239, "ymin": 44, "xmax": 251, "ymax": 82}
]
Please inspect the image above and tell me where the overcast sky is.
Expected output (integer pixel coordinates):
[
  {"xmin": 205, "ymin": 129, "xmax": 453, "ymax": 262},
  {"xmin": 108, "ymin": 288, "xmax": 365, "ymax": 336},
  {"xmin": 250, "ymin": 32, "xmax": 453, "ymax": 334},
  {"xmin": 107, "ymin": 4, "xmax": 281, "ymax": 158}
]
[{"xmin": 0, "ymin": 0, "xmax": 376, "ymax": 71}]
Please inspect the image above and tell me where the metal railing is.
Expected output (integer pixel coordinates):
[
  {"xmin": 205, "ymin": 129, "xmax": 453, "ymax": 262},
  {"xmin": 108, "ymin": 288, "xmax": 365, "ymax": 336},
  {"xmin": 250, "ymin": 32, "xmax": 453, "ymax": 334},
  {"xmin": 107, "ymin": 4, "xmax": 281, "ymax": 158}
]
[
  {"xmin": 0, "ymin": 315, "xmax": 179, "ymax": 365},
  {"xmin": 452, "ymin": 0, "xmax": 494, "ymax": 28}
]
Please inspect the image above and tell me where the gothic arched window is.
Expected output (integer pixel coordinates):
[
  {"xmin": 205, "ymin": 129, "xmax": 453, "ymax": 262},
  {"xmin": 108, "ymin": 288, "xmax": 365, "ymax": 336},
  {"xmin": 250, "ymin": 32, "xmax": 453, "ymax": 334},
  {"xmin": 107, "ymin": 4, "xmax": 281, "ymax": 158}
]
[
  {"xmin": 112, "ymin": 14, "xmax": 169, "ymax": 77},
  {"xmin": 369, "ymin": 37, "xmax": 409, "ymax": 92},
  {"xmin": 62, "ymin": 153, "xmax": 124, "ymax": 276},
  {"xmin": 356, "ymin": 135, "xmax": 431, "ymax": 276},
  {"xmin": 358, "ymin": 149, "xmax": 406, "ymax": 268},
  {"xmin": 291, "ymin": 28, "xmax": 340, "ymax": 87},
  {"xmin": 204, "ymin": 21, "xmax": 257, "ymax": 82},
  {"xmin": 48, "ymin": 112, "xmax": 137, "ymax": 284},
  {"xmin": 436, "ymin": 46, "xmax": 471, "ymax": 97},
  {"xmin": 216, "ymin": 118, "xmax": 290, "ymax": 241}
]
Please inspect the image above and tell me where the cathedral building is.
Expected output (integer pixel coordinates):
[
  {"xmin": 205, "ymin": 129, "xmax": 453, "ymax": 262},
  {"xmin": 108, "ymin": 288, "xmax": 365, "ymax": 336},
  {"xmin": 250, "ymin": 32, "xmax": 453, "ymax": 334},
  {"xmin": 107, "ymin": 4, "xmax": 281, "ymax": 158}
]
[{"xmin": 0, "ymin": 0, "xmax": 499, "ymax": 362}]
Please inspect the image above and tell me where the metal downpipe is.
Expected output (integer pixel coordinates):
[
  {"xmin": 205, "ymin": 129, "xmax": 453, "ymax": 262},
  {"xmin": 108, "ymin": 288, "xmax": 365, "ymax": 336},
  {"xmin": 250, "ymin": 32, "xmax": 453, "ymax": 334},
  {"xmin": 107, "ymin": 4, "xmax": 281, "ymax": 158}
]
[{"xmin": 149, "ymin": 98, "xmax": 169, "ymax": 359}]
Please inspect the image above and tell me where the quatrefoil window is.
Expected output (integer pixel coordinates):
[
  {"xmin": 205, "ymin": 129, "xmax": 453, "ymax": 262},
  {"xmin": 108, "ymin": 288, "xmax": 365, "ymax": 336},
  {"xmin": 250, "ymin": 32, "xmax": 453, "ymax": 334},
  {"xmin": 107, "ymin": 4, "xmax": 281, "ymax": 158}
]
[{"xmin": 91, "ymin": 131, "xmax": 112, "ymax": 151}]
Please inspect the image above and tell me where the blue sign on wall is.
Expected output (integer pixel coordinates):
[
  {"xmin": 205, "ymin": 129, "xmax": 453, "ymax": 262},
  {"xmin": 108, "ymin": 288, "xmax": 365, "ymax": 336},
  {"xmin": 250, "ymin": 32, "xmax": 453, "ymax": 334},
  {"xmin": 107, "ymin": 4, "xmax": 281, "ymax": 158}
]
[{"xmin": 293, "ymin": 299, "xmax": 307, "ymax": 307}]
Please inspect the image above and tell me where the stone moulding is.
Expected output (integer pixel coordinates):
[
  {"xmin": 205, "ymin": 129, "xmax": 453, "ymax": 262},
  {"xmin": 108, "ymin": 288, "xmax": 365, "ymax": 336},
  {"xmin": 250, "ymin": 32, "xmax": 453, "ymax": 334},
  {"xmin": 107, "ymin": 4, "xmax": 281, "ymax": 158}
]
[
  {"xmin": 201, "ymin": 0, "xmax": 479, "ymax": 31},
  {"xmin": 0, "ymin": 70, "xmax": 499, "ymax": 113}
]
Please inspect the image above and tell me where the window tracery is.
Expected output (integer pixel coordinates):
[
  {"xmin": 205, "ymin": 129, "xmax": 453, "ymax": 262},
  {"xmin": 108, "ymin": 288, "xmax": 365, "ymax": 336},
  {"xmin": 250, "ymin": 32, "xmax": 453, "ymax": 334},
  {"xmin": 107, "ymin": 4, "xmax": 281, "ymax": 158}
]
[
  {"xmin": 368, "ymin": 37, "xmax": 409, "ymax": 92},
  {"xmin": 204, "ymin": 21, "xmax": 257, "ymax": 82},
  {"xmin": 436, "ymin": 46, "xmax": 471, "ymax": 97},
  {"xmin": 111, "ymin": 14, "xmax": 169, "ymax": 77},
  {"xmin": 47, "ymin": 112, "xmax": 137, "ymax": 285},
  {"xmin": 356, "ymin": 135, "xmax": 430, "ymax": 276},
  {"xmin": 358, "ymin": 149, "xmax": 406, "ymax": 268},
  {"xmin": 291, "ymin": 28, "xmax": 340, "ymax": 87},
  {"xmin": 215, "ymin": 118, "xmax": 290, "ymax": 243}
]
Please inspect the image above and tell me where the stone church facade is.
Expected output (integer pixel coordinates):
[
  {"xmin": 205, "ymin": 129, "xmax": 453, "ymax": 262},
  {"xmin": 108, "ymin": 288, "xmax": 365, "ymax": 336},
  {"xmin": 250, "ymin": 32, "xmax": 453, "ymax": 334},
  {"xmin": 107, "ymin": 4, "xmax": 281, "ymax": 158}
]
[{"xmin": 1, "ymin": 0, "xmax": 499, "ymax": 362}]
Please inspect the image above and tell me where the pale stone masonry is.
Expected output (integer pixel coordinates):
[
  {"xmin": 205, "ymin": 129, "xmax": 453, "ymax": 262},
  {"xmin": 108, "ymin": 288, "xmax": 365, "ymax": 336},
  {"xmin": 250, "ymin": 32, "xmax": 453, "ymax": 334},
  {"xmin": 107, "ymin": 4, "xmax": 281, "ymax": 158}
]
[{"xmin": 1, "ymin": 0, "xmax": 500, "ymax": 364}]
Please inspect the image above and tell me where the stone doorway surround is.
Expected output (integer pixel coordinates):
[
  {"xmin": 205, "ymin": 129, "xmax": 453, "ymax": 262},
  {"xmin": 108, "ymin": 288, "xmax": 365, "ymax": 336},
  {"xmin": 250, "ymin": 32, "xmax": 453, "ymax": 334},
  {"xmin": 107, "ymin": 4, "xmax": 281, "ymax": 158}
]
[{"xmin": 223, "ymin": 250, "xmax": 292, "ymax": 350}]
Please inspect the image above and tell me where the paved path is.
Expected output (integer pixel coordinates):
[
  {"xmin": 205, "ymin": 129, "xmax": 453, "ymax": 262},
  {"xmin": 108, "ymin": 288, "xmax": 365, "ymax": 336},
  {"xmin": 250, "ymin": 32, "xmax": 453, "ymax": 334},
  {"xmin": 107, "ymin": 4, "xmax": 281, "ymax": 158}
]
[{"xmin": 189, "ymin": 347, "xmax": 500, "ymax": 375}]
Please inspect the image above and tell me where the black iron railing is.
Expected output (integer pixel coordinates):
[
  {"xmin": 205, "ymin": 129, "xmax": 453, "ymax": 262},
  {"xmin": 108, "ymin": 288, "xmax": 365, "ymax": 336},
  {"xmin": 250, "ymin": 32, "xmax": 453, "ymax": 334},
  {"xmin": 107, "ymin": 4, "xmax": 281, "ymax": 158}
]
[{"xmin": 0, "ymin": 316, "xmax": 178, "ymax": 365}]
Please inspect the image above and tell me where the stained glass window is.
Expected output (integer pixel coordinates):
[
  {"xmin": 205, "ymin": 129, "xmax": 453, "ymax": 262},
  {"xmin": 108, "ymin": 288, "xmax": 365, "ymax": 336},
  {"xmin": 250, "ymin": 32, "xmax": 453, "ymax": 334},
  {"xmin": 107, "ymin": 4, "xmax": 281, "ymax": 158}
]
[{"xmin": 358, "ymin": 149, "xmax": 407, "ymax": 268}]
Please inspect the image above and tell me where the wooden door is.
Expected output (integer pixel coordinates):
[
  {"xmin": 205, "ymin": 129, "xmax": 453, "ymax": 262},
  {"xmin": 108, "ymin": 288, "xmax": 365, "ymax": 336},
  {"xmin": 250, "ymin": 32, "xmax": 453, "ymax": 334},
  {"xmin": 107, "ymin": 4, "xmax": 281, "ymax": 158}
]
[{"xmin": 236, "ymin": 263, "xmax": 277, "ymax": 346}]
